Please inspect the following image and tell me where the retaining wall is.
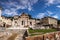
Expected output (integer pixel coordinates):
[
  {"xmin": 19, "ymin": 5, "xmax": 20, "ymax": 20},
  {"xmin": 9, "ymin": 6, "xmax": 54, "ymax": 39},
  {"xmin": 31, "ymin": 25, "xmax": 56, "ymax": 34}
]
[{"xmin": 26, "ymin": 31, "xmax": 60, "ymax": 40}]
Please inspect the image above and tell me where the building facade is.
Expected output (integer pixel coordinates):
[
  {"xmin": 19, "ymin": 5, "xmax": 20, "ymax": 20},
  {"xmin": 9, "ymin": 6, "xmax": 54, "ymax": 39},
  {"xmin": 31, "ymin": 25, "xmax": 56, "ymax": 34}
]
[
  {"xmin": 0, "ymin": 8, "xmax": 40, "ymax": 28},
  {"xmin": 12, "ymin": 13, "xmax": 40, "ymax": 28},
  {"xmin": 0, "ymin": 7, "xmax": 58, "ymax": 29},
  {"xmin": 40, "ymin": 17, "xmax": 58, "ymax": 28}
]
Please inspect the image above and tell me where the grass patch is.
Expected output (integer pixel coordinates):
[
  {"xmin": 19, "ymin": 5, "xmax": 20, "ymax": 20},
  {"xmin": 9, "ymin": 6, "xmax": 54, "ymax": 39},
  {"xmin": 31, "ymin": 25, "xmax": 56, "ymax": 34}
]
[{"xmin": 28, "ymin": 28, "xmax": 57, "ymax": 36}]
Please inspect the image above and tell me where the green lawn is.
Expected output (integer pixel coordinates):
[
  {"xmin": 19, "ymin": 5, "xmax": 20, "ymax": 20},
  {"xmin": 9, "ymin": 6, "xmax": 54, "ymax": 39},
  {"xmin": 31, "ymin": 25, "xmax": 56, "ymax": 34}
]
[{"xmin": 28, "ymin": 28, "xmax": 57, "ymax": 36}]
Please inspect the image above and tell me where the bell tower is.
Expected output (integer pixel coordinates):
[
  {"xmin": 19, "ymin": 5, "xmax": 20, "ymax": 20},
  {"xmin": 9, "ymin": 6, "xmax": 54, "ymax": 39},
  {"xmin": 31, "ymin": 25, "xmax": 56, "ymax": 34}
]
[{"xmin": 0, "ymin": 7, "xmax": 2, "ymax": 17}]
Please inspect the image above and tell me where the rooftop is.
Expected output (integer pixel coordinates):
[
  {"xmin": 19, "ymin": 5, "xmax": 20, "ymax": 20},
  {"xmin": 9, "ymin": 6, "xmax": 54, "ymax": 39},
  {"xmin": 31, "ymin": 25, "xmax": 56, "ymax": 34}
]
[{"xmin": 42, "ymin": 16, "xmax": 58, "ymax": 20}]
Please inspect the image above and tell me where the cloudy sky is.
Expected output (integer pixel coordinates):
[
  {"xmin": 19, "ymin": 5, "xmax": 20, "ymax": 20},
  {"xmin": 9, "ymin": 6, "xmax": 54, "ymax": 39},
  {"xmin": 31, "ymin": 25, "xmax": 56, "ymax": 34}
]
[{"xmin": 0, "ymin": 0, "xmax": 60, "ymax": 19}]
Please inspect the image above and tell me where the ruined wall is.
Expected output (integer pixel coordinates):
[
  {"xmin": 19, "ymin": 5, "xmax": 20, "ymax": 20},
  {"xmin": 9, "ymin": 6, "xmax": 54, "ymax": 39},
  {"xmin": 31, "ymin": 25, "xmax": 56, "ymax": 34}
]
[{"xmin": 26, "ymin": 31, "xmax": 60, "ymax": 40}]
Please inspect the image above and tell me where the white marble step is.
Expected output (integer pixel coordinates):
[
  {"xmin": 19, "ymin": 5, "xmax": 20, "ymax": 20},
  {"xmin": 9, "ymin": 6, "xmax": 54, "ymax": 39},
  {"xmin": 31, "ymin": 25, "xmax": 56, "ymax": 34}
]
[{"xmin": 15, "ymin": 35, "xmax": 22, "ymax": 40}]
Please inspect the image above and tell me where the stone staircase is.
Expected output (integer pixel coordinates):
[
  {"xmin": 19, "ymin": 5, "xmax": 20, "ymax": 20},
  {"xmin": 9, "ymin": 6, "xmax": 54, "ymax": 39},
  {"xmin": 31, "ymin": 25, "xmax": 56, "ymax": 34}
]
[
  {"xmin": 0, "ymin": 28, "xmax": 28, "ymax": 40},
  {"xmin": 14, "ymin": 29, "xmax": 27, "ymax": 40},
  {"xmin": 15, "ymin": 35, "xmax": 23, "ymax": 40},
  {"xmin": 0, "ymin": 32, "xmax": 12, "ymax": 40}
]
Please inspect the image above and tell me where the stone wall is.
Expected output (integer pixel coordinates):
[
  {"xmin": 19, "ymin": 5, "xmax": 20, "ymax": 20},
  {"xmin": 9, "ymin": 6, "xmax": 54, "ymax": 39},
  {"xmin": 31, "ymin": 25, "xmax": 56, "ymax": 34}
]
[{"xmin": 26, "ymin": 31, "xmax": 60, "ymax": 40}]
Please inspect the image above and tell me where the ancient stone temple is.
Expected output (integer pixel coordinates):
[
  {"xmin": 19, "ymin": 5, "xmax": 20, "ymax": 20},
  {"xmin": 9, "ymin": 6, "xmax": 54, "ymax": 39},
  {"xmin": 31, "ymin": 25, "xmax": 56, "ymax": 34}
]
[
  {"xmin": 12, "ymin": 12, "xmax": 40, "ymax": 28},
  {"xmin": 0, "ymin": 7, "xmax": 40, "ymax": 28},
  {"xmin": 0, "ymin": 7, "xmax": 58, "ymax": 29}
]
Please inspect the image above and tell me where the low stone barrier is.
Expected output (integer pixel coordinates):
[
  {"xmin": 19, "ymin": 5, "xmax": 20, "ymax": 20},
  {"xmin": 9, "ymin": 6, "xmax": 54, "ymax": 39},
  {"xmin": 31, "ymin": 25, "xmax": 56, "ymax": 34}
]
[
  {"xmin": 55, "ymin": 31, "xmax": 60, "ymax": 40},
  {"xmin": 44, "ymin": 32, "xmax": 55, "ymax": 40},
  {"xmin": 26, "ymin": 35, "xmax": 43, "ymax": 40},
  {"xmin": 26, "ymin": 31, "xmax": 60, "ymax": 40}
]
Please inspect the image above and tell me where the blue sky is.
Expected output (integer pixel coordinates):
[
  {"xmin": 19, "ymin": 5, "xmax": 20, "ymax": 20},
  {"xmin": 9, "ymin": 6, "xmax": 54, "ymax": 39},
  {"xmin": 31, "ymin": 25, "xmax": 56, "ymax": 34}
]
[{"xmin": 0, "ymin": 0, "xmax": 60, "ymax": 20}]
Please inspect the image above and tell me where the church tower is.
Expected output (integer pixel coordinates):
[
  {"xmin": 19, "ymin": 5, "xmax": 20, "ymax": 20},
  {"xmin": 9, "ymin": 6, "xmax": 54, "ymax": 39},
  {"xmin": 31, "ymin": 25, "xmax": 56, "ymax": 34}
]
[{"xmin": 0, "ymin": 7, "xmax": 2, "ymax": 17}]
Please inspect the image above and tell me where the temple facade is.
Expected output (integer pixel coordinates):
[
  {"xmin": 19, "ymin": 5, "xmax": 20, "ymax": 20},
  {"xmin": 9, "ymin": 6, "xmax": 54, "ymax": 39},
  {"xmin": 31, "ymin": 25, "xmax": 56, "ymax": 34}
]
[
  {"xmin": 0, "ymin": 7, "xmax": 58, "ymax": 29},
  {"xmin": 0, "ymin": 8, "xmax": 40, "ymax": 28},
  {"xmin": 12, "ymin": 13, "xmax": 40, "ymax": 28}
]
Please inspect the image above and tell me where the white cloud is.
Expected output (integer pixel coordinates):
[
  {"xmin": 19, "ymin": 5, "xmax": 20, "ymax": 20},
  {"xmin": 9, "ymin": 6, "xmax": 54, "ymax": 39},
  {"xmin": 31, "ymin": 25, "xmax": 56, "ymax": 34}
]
[
  {"xmin": 36, "ymin": 10, "xmax": 57, "ymax": 19},
  {"xmin": 47, "ymin": 10, "xmax": 58, "ymax": 19},
  {"xmin": 36, "ymin": 11, "xmax": 53, "ymax": 19},
  {"xmin": 28, "ymin": 7, "xmax": 32, "ymax": 11},
  {"xmin": 46, "ymin": 0, "xmax": 54, "ymax": 4},
  {"xmin": 3, "ymin": 9, "xmax": 18, "ymax": 16},
  {"xmin": 45, "ymin": 0, "xmax": 54, "ymax": 6},
  {"xmin": 47, "ymin": 10, "xmax": 54, "ymax": 16},
  {"xmin": 52, "ymin": 15, "xmax": 58, "ymax": 18},
  {"xmin": 36, "ymin": 12, "xmax": 58, "ymax": 19},
  {"xmin": 56, "ymin": 5, "xmax": 60, "ymax": 8},
  {"xmin": 4, "ymin": 0, "xmax": 38, "ymax": 10},
  {"xmin": 0, "ymin": 0, "xmax": 38, "ymax": 16},
  {"xmin": 46, "ymin": 0, "xmax": 60, "ymax": 6},
  {"xmin": 36, "ymin": 13, "xmax": 45, "ymax": 19}
]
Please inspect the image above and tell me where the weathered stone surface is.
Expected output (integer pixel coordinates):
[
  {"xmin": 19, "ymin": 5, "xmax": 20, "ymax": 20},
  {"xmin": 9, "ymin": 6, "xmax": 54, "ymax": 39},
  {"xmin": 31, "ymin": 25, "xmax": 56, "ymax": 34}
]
[
  {"xmin": 55, "ymin": 31, "xmax": 60, "ymax": 40},
  {"xmin": 0, "ymin": 28, "xmax": 28, "ymax": 40},
  {"xmin": 26, "ymin": 35, "xmax": 43, "ymax": 40},
  {"xmin": 26, "ymin": 32, "xmax": 60, "ymax": 40},
  {"xmin": 44, "ymin": 32, "xmax": 55, "ymax": 40}
]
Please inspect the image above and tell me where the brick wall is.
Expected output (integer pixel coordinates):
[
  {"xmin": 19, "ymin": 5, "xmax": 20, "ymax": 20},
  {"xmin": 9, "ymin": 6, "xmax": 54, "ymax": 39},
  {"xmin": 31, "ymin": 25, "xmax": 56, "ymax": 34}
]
[{"xmin": 26, "ymin": 31, "xmax": 60, "ymax": 40}]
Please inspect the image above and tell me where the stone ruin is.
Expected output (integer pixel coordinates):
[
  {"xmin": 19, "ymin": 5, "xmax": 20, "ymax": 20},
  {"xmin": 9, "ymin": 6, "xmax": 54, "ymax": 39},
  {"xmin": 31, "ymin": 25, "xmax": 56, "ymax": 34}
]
[
  {"xmin": 0, "ymin": 27, "xmax": 28, "ymax": 40},
  {"xmin": 26, "ymin": 31, "xmax": 60, "ymax": 40}
]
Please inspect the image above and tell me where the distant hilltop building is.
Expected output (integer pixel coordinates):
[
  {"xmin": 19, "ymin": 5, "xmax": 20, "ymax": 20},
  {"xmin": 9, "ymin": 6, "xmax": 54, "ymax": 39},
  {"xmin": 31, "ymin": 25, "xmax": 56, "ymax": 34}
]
[
  {"xmin": 0, "ymin": 7, "xmax": 59, "ymax": 29},
  {"xmin": 40, "ymin": 17, "xmax": 58, "ymax": 28}
]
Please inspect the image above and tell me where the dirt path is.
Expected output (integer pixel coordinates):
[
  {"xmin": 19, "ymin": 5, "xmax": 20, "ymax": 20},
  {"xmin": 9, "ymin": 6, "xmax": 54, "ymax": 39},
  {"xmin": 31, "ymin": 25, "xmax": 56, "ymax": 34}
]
[{"xmin": 7, "ymin": 33, "xmax": 17, "ymax": 40}]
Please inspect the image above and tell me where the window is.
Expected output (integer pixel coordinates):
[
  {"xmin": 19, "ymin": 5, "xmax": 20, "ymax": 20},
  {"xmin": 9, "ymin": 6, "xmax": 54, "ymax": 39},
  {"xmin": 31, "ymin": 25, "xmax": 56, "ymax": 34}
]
[
  {"xmin": 22, "ymin": 21, "xmax": 23, "ymax": 25},
  {"xmin": 30, "ymin": 22, "xmax": 32, "ymax": 25},
  {"xmin": 22, "ymin": 21, "xmax": 25, "ymax": 25},
  {"xmin": 15, "ymin": 21, "xmax": 17, "ymax": 23}
]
